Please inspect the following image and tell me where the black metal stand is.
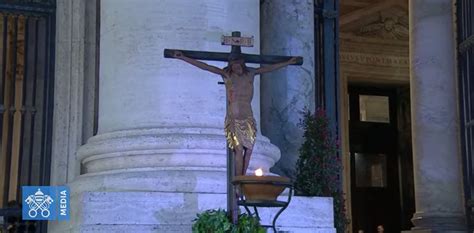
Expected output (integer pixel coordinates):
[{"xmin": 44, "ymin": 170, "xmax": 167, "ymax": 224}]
[{"xmin": 232, "ymin": 179, "xmax": 293, "ymax": 233}]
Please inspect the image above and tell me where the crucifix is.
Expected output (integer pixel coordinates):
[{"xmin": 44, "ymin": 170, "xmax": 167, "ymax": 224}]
[{"xmin": 164, "ymin": 31, "xmax": 303, "ymax": 224}]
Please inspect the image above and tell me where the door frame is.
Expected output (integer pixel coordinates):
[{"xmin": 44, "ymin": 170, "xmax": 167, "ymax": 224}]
[
  {"xmin": 347, "ymin": 85, "xmax": 401, "ymax": 232},
  {"xmin": 340, "ymin": 72, "xmax": 413, "ymax": 231}
]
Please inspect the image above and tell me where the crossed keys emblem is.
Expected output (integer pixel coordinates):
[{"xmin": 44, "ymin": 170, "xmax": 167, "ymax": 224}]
[{"xmin": 24, "ymin": 188, "xmax": 54, "ymax": 218}]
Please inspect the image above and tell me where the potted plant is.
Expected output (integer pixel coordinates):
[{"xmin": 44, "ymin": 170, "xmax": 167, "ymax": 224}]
[
  {"xmin": 192, "ymin": 209, "xmax": 265, "ymax": 233},
  {"xmin": 294, "ymin": 108, "xmax": 349, "ymax": 233}
]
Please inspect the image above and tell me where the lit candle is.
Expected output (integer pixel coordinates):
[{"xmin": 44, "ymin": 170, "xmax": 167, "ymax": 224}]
[{"xmin": 255, "ymin": 168, "xmax": 263, "ymax": 177}]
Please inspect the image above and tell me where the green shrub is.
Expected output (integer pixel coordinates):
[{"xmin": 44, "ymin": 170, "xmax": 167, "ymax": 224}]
[
  {"xmin": 294, "ymin": 108, "xmax": 349, "ymax": 233},
  {"xmin": 233, "ymin": 214, "xmax": 266, "ymax": 233},
  {"xmin": 192, "ymin": 209, "xmax": 265, "ymax": 233}
]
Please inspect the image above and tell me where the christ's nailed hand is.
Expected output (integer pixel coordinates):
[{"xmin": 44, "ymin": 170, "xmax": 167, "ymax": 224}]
[
  {"xmin": 172, "ymin": 50, "xmax": 183, "ymax": 58},
  {"xmin": 289, "ymin": 57, "xmax": 298, "ymax": 64}
]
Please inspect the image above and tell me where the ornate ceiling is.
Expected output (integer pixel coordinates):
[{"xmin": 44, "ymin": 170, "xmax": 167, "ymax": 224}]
[
  {"xmin": 340, "ymin": 0, "xmax": 408, "ymax": 40},
  {"xmin": 339, "ymin": 0, "xmax": 409, "ymax": 84}
]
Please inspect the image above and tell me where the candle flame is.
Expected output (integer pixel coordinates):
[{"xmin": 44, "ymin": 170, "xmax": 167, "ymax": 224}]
[{"xmin": 255, "ymin": 168, "xmax": 263, "ymax": 176}]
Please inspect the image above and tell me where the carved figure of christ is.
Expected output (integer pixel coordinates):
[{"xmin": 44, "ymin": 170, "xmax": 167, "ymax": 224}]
[{"xmin": 171, "ymin": 50, "xmax": 298, "ymax": 177}]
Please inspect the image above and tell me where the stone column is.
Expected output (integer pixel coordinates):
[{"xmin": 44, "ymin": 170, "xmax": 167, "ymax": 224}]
[
  {"xmin": 409, "ymin": 0, "xmax": 466, "ymax": 231},
  {"xmin": 77, "ymin": 0, "xmax": 280, "ymax": 192},
  {"xmin": 58, "ymin": 0, "xmax": 280, "ymax": 231},
  {"xmin": 260, "ymin": 0, "xmax": 315, "ymax": 177}
]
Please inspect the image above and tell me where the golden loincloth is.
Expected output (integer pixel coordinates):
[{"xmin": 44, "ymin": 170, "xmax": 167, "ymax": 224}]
[{"xmin": 224, "ymin": 116, "xmax": 257, "ymax": 150}]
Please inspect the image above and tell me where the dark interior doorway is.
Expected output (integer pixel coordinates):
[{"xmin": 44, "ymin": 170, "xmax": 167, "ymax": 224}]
[{"xmin": 349, "ymin": 85, "xmax": 415, "ymax": 233}]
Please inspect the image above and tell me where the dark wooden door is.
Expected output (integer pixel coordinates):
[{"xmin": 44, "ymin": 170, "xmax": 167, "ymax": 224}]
[{"xmin": 349, "ymin": 86, "xmax": 401, "ymax": 233}]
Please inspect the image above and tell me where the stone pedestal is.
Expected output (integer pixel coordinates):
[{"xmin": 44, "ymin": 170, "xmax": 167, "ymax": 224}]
[
  {"xmin": 260, "ymin": 0, "xmax": 315, "ymax": 177},
  {"xmin": 409, "ymin": 0, "xmax": 466, "ymax": 232},
  {"xmin": 50, "ymin": 0, "xmax": 282, "ymax": 232},
  {"xmin": 51, "ymin": 192, "xmax": 335, "ymax": 233}
]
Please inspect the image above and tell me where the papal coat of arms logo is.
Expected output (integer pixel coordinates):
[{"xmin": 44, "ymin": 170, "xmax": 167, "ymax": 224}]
[
  {"xmin": 22, "ymin": 186, "xmax": 69, "ymax": 221},
  {"xmin": 24, "ymin": 188, "xmax": 54, "ymax": 218}
]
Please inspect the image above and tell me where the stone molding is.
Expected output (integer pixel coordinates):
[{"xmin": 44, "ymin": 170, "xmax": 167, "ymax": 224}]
[
  {"xmin": 77, "ymin": 127, "xmax": 280, "ymax": 178},
  {"xmin": 51, "ymin": 0, "xmax": 98, "ymax": 185},
  {"xmin": 411, "ymin": 212, "xmax": 467, "ymax": 232},
  {"xmin": 340, "ymin": 52, "xmax": 408, "ymax": 68}
]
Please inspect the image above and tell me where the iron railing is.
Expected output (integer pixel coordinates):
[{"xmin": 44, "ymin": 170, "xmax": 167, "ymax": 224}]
[
  {"xmin": 457, "ymin": 0, "xmax": 474, "ymax": 230},
  {"xmin": 314, "ymin": 0, "xmax": 340, "ymax": 136},
  {"xmin": 0, "ymin": 1, "xmax": 55, "ymax": 232}
]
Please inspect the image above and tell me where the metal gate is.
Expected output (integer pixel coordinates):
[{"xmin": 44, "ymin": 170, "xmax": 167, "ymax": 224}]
[
  {"xmin": 457, "ymin": 0, "xmax": 474, "ymax": 230},
  {"xmin": 0, "ymin": 0, "xmax": 55, "ymax": 232}
]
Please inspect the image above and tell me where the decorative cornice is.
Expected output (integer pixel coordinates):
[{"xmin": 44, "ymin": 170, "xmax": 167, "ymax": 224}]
[
  {"xmin": 340, "ymin": 52, "xmax": 409, "ymax": 67},
  {"xmin": 341, "ymin": 7, "xmax": 409, "ymax": 41},
  {"xmin": 340, "ymin": 33, "xmax": 408, "ymax": 47},
  {"xmin": 356, "ymin": 13, "xmax": 409, "ymax": 40}
]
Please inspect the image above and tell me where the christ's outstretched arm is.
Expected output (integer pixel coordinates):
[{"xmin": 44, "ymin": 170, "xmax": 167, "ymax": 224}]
[
  {"xmin": 255, "ymin": 57, "xmax": 298, "ymax": 74},
  {"xmin": 172, "ymin": 50, "xmax": 227, "ymax": 76}
]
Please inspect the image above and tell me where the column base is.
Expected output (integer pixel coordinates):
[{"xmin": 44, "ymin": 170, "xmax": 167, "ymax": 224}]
[
  {"xmin": 403, "ymin": 230, "xmax": 468, "ymax": 233},
  {"xmin": 408, "ymin": 212, "xmax": 468, "ymax": 233},
  {"xmin": 401, "ymin": 230, "xmax": 431, "ymax": 233},
  {"xmin": 76, "ymin": 127, "xmax": 281, "ymax": 193}
]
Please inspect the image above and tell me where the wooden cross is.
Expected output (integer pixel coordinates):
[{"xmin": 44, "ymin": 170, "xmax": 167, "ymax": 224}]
[
  {"xmin": 164, "ymin": 31, "xmax": 303, "ymax": 225},
  {"xmin": 164, "ymin": 31, "xmax": 303, "ymax": 65}
]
